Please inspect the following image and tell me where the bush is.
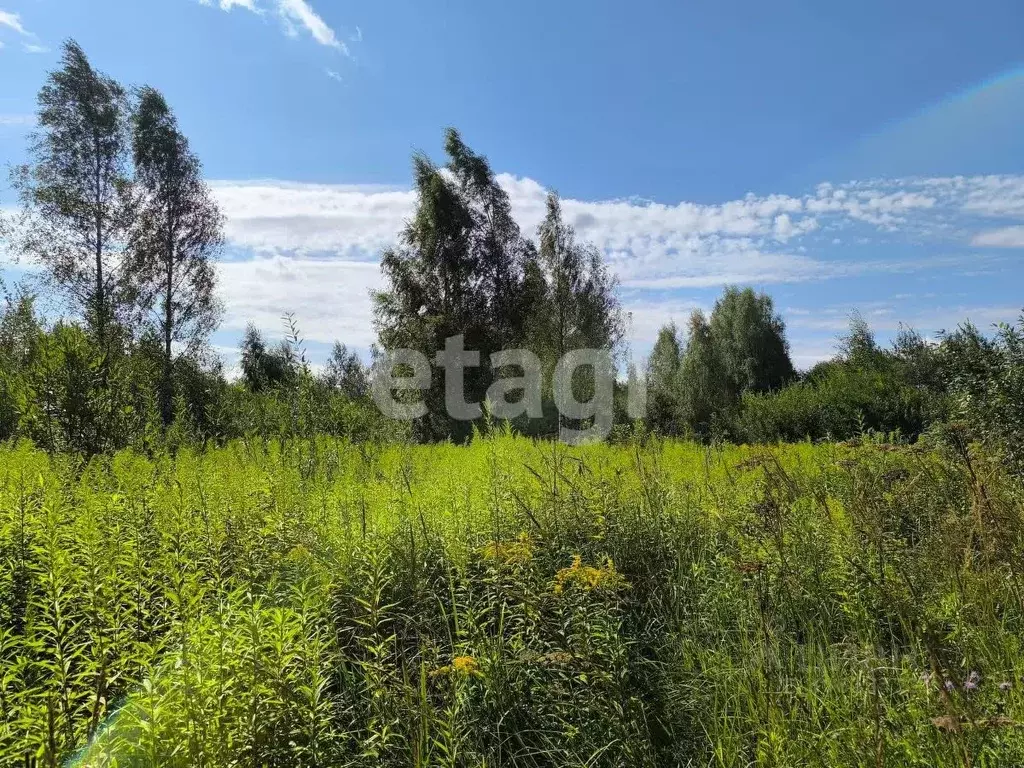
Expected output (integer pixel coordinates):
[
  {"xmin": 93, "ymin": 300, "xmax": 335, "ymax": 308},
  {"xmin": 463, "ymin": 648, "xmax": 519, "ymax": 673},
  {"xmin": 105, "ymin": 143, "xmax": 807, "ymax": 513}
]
[
  {"xmin": 940, "ymin": 316, "xmax": 1024, "ymax": 477},
  {"xmin": 737, "ymin": 362, "xmax": 935, "ymax": 442}
]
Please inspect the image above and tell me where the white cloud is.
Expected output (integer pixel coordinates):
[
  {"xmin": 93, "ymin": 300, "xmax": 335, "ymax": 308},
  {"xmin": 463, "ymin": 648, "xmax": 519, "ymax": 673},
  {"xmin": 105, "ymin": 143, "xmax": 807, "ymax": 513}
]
[
  {"xmin": 1, "ymin": 8, "xmax": 49, "ymax": 53},
  {"xmin": 211, "ymin": 180, "xmax": 415, "ymax": 257},
  {"xmin": 805, "ymin": 185, "xmax": 937, "ymax": 228},
  {"xmin": 789, "ymin": 343, "xmax": 840, "ymax": 369},
  {"xmin": 277, "ymin": 0, "xmax": 346, "ymax": 52},
  {"xmin": 325, "ymin": 68, "xmax": 342, "ymax": 82},
  {"xmin": 217, "ymin": 256, "xmax": 383, "ymax": 346},
  {"xmin": 621, "ymin": 297, "xmax": 704, "ymax": 355},
  {"xmin": 772, "ymin": 212, "xmax": 818, "ymax": 242},
  {"xmin": 0, "ymin": 9, "xmax": 29, "ymax": 36},
  {"xmin": 198, "ymin": 0, "xmax": 347, "ymax": 53},
  {"xmin": 785, "ymin": 303, "xmax": 1022, "ymax": 335},
  {"xmin": 972, "ymin": 225, "xmax": 1024, "ymax": 248},
  {"xmin": 0, "ymin": 114, "xmax": 34, "ymax": 126},
  {"xmin": 202, "ymin": 172, "xmax": 1024, "ymax": 358},
  {"xmin": 200, "ymin": 0, "xmax": 260, "ymax": 10},
  {"xmin": 960, "ymin": 175, "xmax": 1024, "ymax": 218},
  {"xmin": 208, "ymin": 172, "xmax": 1024, "ymax": 292}
]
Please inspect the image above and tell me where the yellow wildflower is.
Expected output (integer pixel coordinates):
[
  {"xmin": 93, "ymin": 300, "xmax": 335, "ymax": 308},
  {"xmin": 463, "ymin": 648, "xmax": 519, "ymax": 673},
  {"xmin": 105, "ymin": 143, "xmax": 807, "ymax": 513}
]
[
  {"xmin": 553, "ymin": 555, "xmax": 629, "ymax": 594},
  {"xmin": 452, "ymin": 655, "xmax": 481, "ymax": 677},
  {"xmin": 479, "ymin": 533, "xmax": 533, "ymax": 566},
  {"xmin": 430, "ymin": 655, "xmax": 483, "ymax": 679}
]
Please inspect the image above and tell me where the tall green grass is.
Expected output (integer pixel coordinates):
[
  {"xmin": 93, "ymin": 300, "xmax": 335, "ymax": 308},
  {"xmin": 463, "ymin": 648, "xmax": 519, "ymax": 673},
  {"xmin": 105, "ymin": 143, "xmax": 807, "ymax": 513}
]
[{"xmin": 0, "ymin": 434, "xmax": 1021, "ymax": 766}]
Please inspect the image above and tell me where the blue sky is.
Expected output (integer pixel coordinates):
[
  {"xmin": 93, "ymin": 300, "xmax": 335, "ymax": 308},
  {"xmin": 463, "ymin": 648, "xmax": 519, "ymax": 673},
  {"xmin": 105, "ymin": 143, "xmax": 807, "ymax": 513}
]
[{"xmin": 1, "ymin": 0, "xmax": 1023, "ymax": 370}]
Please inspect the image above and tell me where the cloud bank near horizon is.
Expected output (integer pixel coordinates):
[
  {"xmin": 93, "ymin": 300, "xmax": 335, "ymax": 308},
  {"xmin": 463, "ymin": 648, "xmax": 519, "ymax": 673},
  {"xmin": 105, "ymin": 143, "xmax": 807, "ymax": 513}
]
[{"xmin": 207, "ymin": 172, "xmax": 1024, "ymax": 363}]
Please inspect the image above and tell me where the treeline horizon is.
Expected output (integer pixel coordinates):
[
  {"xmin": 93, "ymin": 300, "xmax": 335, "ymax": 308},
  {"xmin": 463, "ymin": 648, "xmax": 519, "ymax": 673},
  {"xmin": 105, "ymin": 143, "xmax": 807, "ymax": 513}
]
[{"xmin": 1, "ymin": 40, "xmax": 1022, "ymax": 458}]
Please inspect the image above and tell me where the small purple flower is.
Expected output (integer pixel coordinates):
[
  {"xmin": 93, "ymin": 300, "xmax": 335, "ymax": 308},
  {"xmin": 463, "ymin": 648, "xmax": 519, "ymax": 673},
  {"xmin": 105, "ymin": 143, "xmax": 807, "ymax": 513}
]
[
  {"xmin": 944, "ymin": 679, "xmax": 956, "ymax": 692},
  {"xmin": 999, "ymin": 681, "xmax": 1012, "ymax": 693},
  {"xmin": 963, "ymin": 671, "xmax": 981, "ymax": 692}
]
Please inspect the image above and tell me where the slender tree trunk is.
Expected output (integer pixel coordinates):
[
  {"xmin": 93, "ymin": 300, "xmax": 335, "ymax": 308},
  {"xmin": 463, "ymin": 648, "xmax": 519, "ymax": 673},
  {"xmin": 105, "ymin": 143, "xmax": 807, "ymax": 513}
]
[
  {"xmin": 161, "ymin": 220, "xmax": 175, "ymax": 427},
  {"xmin": 93, "ymin": 144, "xmax": 110, "ymax": 453},
  {"xmin": 94, "ymin": 139, "xmax": 106, "ymax": 360},
  {"xmin": 556, "ymin": 261, "xmax": 566, "ymax": 433},
  {"xmin": 95, "ymin": 220, "xmax": 105, "ymax": 349}
]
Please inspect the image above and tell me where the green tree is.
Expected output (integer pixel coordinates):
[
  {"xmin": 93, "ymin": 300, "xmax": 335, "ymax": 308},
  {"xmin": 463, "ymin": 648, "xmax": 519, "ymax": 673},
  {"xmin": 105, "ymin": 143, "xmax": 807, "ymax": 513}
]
[
  {"xmin": 837, "ymin": 310, "xmax": 880, "ymax": 366},
  {"xmin": 677, "ymin": 310, "xmax": 731, "ymax": 439},
  {"xmin": 444, "ymin": 128, "xmax": 538, "ymax": 352},
  {"xmin": 373, "ymin": 132, "xmax": 624, "ymax": 441},
  {"xmin": 239, "ymin": 323, "xmax": 297, "ymax": 393},
  {"xmin": 13, "ymin": 41, "xmax": 138, "ymax": 365},
  {"xmin": 646, "ymin": 322, "xmax": 682, "ymax": 434},
  {"xmin": 0, "ymin": 290, "xmax": 43, "ymax": 439},
  {"xmin": 526, "ymin": 193, "xmax": 623, "ymax": 434},
  {"xmin": 708, "ymin": 286, "xmax": 795, "ymax": 397},
  {"xmin": 940, "ymin": 316, "xmax": 1024, "ymax": 477},
  {"xmin": 533, "ymin": 192, "xmax": 623, "ymax": 364},
  {"xmin": 320, "ymin": 341, "xmax": 369, "ymax": 399},
  {"xmin": 132, "ymin": 86, "xmax": 224, "ymax": 426},
  {"xmin": 373, "ymin": 132, "xmax": 529, "ymax": 441}
]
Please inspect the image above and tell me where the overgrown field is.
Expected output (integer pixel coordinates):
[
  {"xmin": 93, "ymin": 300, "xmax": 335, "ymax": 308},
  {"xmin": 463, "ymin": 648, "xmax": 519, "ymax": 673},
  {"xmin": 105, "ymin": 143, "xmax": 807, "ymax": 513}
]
[{"xmin": 1, "ymin": 434, "xmax": 1022, "ymax": 767}]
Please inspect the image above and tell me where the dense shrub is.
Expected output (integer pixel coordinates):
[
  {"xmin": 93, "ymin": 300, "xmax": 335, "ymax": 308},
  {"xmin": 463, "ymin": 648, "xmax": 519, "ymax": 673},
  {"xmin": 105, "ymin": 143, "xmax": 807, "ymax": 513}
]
[
  {"xmin": 737, "ymin": 360, "xmax": 935, "ymax": 442},
  {"xmin": 940, "ymin": 316, "xmax": 1024, "ymax": 478},
  {"xmin": 735, "ymin": 322, "xmax": 947, "ymax": 443},
  {"xmin": 0, "ymin": 296, "xmax": 398, "ymax": 452}
]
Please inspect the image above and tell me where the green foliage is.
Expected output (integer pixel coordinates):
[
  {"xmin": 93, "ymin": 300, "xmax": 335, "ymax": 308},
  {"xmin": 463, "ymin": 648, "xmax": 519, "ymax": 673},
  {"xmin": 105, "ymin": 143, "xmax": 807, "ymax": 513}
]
[
  {"xmin": 0, "ymin": 436, "xmax": 1021, "ymax": 766},
  {"xmin": 708, "ymin": 285, "xmax": 796, "ymax": 395},
  {"xmin": 646, "ymin": 287, "xmax": 796, "ymax": 441},
  {"xmin": 738, "ymin": 359, "xmax": 934, "ymax": 443},
  {"xmin": 0, "ymin": 300, "xmax": 393, "ymax": 453},
  {"xmin": 132, "ymin": 84, "xmax": 224, "ymax": 426},
  {"xmin": 677, "ymin": 308, "xmax": 734, "ymax": 439},
  {"xmin": 373, "ymin": 134, "xmax": 509, "ymax": 442},
  {"xmin": 645, "ymin": 322, "xmax": 682, "ymax": 434},
  {"xmin": 12, "ymin": 41, "xmax": 139, "ymax": 355},
  {"xmin": 0, "ymin": 302, "xmax": 160, "ymax": 456},
  {"xmin": 737, "ymin": 317, "xmax": 946, "ymax": 443},
  {"xmin": 940, "ymin": 315, "xmax": 1024, "ymax": 478},
  {"xmin": 320, "ymin": 341, "xmax": 369, "ymax": 399},
  {"xmin": 533, "ymin": 191, "xmax": 624, "ymax": 366},
  {"xmin": 373, "ymin": 131, "xmax": 624, "ymax": 442},
  {"xmin": 239, "ymin": 323, "xmax": 298, "ymax": 393}
]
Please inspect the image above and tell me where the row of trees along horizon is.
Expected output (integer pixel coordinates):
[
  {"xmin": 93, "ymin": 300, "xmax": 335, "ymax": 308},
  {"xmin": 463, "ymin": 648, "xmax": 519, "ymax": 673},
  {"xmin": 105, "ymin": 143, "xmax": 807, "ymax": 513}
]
[{"xmin": 2, "ymin": 41, "xmax": 1022, "ymax": 459}]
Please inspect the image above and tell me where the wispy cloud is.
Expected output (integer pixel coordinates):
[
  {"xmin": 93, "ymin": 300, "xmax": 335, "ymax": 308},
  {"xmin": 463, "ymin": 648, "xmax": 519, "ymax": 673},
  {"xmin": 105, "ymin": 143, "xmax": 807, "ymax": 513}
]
[
  {"xmin": 621, "ymin": 297, "xmax": 704, "ymax": 348},
  {"xmin": 0, "ymin": 9, "xmax": 29, "ymax": 36},
  {"xmin": 204, "ymin": 172, "xmax": 1024, "ymax": 355},
  {"xmin": 198, "ymin": 0, "xmax": 348, "ymax": 54},
  {"xmin": 785, "ymin": 302, "xmax": 1022, "ymax": 335},
  {"xmin": 972, "ymin": 225, "xmax": 1024, "ymax": 248},
  {"xmin": 325, "ymin": 68, "xmax": 342, "ymax": 83},
  {"xmin": 200, "ymin": 0, "xmax": 260, "ymax": 11},
  {"xmin": 208, "ymin": 173, "xmax": 1024, "ymax": 273},
  {"xmin": 961, "ymin": 175, "xmax": 1024, "ymax": 219},
  {"xmin": 0, "ymin": 9, "xmax": 48, "ymax": 53},
  {"xmin": 277, "ymin": 0, "xmax": 346, "ymax": 53},
  {"xmin": 0, "ymin": 114, "xmax": 35, "ymax": 127}
]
